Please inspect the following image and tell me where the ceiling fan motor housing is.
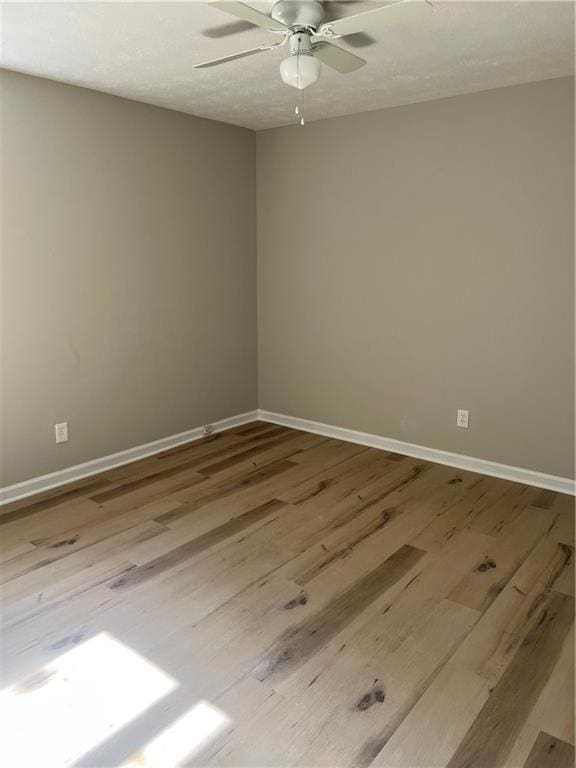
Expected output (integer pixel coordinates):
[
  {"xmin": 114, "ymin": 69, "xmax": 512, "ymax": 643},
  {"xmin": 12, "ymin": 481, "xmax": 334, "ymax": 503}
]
[
  {"xmin": 289, "ymin": 32, "xmax": 313, "ymax": 55},
  {"xmin": 272, "ymin": 0, "xmax": 325, "ymax": 30}
]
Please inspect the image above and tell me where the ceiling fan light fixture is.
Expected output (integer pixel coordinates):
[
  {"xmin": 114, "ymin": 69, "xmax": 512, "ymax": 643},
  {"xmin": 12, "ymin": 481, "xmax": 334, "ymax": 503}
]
[{"xmin": 280, "ymin": 52, "xmax": 321, "ymax": 89}]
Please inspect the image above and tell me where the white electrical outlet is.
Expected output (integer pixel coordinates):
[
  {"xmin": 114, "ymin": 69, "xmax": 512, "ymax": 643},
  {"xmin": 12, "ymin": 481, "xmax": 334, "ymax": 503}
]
[
  {"xmin": 55, "ymin": 422, "xmax": 68, "ymax": 444},
  {"xmin": 201, "ymin": 424, "xmax": 214, "ymax": 436},
  {"xmin": 457, "ymin": 409, "xmax": 470, "ymax": 429}
]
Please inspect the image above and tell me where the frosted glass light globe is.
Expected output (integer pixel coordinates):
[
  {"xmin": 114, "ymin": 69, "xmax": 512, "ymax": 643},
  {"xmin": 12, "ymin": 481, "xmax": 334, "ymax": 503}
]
[{"xmin": 279, "ymin": 54, "xmax": 321, "ymax": 89}]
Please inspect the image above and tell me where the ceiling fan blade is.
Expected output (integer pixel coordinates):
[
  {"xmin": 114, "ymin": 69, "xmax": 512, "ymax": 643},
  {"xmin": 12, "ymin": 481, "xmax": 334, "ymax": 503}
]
[
  {"xmin": 313, "ymin": 41, "xmax": 366, "ymax": 73},
  {"xmin": 193, "ymin": 44, "xmax": 274, "ymax": 68},
  {"xmin": 210, "ymin": 1, "xmax": 288, "ymax": 32},
  {"xmin": 320, "ymin": 0, "xmax": 432, "ymax": 37}
]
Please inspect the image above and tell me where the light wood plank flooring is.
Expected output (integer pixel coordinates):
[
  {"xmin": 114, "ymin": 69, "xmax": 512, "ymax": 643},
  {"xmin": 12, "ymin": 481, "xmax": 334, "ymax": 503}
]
[{"xmin": 1, "ymin": 422, "xmax": 574, "ymax": 767}]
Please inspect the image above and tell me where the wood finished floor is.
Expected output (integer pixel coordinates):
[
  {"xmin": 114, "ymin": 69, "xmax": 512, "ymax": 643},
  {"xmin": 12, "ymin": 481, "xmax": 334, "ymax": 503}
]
[{"xmin": 1, "ymin": 421, "xmax": 574, "ymax": 768}]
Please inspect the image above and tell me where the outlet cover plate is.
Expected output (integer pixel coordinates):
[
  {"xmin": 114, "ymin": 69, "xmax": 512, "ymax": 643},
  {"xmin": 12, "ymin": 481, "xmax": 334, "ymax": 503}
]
[{"xmin": 457, "ymin": 409, "xmax": 470, "ymax": 429}]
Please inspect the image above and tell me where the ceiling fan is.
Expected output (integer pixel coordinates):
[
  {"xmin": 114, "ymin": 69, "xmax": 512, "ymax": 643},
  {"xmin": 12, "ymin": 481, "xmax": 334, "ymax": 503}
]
[{"xmin": 194, "ymin": 0, "xmax": 432, "ymax": 89}]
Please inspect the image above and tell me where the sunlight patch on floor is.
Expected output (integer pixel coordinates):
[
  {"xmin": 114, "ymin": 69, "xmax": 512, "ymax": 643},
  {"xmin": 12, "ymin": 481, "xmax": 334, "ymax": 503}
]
[
  {"xmin": 122, "ymin": 700, "xmax": 231, "ymax": 767},
  {"xmin": 0, "ymin": 632, "xmax": 177, "ymax": 767}
]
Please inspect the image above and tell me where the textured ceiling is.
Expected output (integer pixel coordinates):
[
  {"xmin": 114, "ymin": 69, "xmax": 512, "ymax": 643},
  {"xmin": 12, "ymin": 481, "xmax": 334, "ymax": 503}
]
[{"xmin": 0, "ymin": 1, "xmax": 574, "ymax": 130}]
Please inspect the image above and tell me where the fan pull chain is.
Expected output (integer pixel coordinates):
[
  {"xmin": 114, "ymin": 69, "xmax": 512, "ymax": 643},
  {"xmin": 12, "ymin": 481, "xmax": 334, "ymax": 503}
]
[
  {"xmin": 295, "ymin": 40, "xmax": 305, "ymax": 126},
  {"xmin": 294, "ymin": 41, "xmax": 304, "ymax": 125},
  {"xmin": 295, "ymin": 93, "xmax": 305, "ymax": 125}
]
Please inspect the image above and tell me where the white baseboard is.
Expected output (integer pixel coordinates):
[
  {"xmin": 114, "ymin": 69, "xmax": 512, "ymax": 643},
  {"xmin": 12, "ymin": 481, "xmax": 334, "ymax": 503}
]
[
  {"xmin": 258, "ymin": 410, "xmax": 576, "ymax": 496},
  {"xmin": 3, "ymin": 407, "xmax": 573, "ymax": 506},
  {"xmin": 0, "ymin": 410, "xmax": 259, "ymax": 506}
]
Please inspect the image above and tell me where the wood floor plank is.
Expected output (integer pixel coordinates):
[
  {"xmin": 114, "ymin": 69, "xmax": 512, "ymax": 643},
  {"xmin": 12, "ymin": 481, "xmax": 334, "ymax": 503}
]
[
  {"xmin": 448, "ymin": 505, "xmax": 557, "ymax": 613},
  {"xmin": 252, "ymin": 544, "xmax": 426, "ymax": 683},
  {"xmin": 90, "ymin": 465, "xmax": 206, "ymax": 504},
  {"xmin": 349, "ymin": 528, "xmax": 489, "ymax": 660},
  {"xmin": 446, "ymin": 591, "xmax": 574, "ymax": 768},
  {"xmin": 231, "ymin": 421, "xmax": 281, "ymax": 437},
  {"xmin": 0, "ymin": 497, "xmax": 182, "ymax": 583},
  {"xmin": 155, "ymin": 459, "xmax": 297, "ymax": 525},
  {"xmin": 2, "ymin": 556, "xmax": 134, "ymax": 629},
  {"xmin": 95, "ymin": 443, "xmax": 220, "ymax": 484},
  {"xmin": 274, "ymin": 446, "xmax": 374, "ymax": 504},
  {"xmin": 1, "ymin": 520, "xmax": 162, "ymax": 619},
  {"xmin": 373, "ymin": 663, "xmax": 492, "ymax": 768},
  {"xmin": 522, "ymin": 732, "xmax": 575, "ymax": 768},
  {"xmin": 410, "ymin": 475, "xmax": 508, "ymax": 552},
  {"xmin": 263, "ymin": 459, "xmax": 442, "ymax": 576},
  {"xmin": 159, "ymin": 442, "xmax": 373, "ymax": 541},
  {"xmin": 549, "ymin": 505, "xmax": 576, "ymax": 547},
  {"xmin": 108, "ymin": 499, "xmax": 287, "ymax": 591},
  {"xmin": 0, "ymin": 585, "xmax": 121, "ymax": 687},
  {"xmin": 279, "ymin": 466, "xmax": 468, "ymax": 602},
  {"xmin": 122, "ymin": 576, "xmax": 310, "ymax": 704},
  {"xmin": 503, "ymin": 622, "xmax": 575, "ymax": 766},
  {"xmin": 290, "ymin": 438, "xmax": 368, "ymax": 467},
  {"xmin": 152, "ymin": 430, "xmax": 243, "ymax": 461},
  {"xmin": 0, "ymin": 538, "xmax": 37, "ymax": 564},
  {"xmin": 106, "ymin": 517, "xmax": 308, "ymax": 651},
  {"xmin": 375, "ymin": 531, "xmax": 573, "ymax": 768},
  {"xmin": 441, "ymin": 535, "xmax": 572, "ymax": 692},
  {"xmin": 554, "ymin": 544, "xmax": 575, "ymax": 596},
  {"xmin": 0, "ymin": 477, "xmax": 111, "ymax": 523},
  {"xmin": 295, "ymin": 599, "xmax": 480, "ymax": 768},
  {"xmin": 195, "ymin": 431, "xmax": 316, "ymax": 476},
  {"xmin": 0, "ymin": 498, "xmax": 115, "ymax": 550},
  {"xmin": 2, "ymin": 492, "xmax": 111, "ymax": 546},
  {"xmin": 477, "ymin": 540, "xmax": 573, "ymax": 683},
  {"xmin": 196, "ymin": 433, "xmax": 328, "ymax": 487},
  {"xmin": 469, "ymin": 482, "xmax": 539, "ymax": 537}
]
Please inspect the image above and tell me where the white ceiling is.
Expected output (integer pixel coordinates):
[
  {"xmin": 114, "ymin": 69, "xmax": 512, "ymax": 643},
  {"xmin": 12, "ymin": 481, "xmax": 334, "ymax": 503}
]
[{"xmin": 0, "ymin": 1, "xmax": 573, "ymax": 130}]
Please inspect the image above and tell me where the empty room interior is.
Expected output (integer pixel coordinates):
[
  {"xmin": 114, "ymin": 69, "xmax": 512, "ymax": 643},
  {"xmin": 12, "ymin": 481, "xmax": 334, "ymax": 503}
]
[{"xmin": 0, "ymin": 1, "xmax": 575, "ymax": 766}]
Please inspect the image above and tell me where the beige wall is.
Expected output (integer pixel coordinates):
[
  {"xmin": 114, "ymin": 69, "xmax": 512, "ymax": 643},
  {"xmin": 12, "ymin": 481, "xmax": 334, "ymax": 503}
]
[
  {"xmin": 257, "ymin": 78, "xmax": 575, "ymax": 479},
  {"xmin": 2, "ymin": 73, "xmax": 573, "ymax": 487},
  {"xmin": 1, "ymin": 71, "xmax": 257, "ymax": 486}
]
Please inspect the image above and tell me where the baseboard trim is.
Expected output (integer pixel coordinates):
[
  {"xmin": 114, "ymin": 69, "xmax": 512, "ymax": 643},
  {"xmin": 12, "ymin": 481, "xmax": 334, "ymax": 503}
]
[
  {"xmin": 258, "ymin": 410, "xmax": 576, "ymax": 496},
  {"xmin": 0, "ymin": 410, "xmax": 259, "ymax": 506},
  {"xmin": 3, "ymin": 407, "xmax": 573, "ymax": 506}
]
